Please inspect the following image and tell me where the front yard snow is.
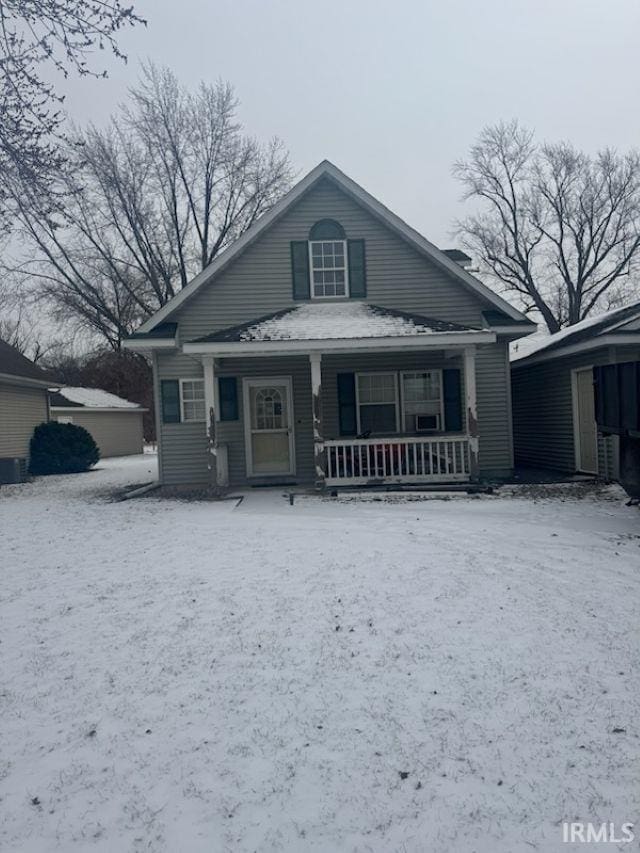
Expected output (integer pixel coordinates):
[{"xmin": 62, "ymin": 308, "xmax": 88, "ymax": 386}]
[{"xmin": 1, "ymin": 456, "xmax": 639, "ymax": 852}]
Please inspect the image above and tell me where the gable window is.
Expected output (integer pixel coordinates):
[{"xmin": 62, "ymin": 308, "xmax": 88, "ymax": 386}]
[
  {"xmin": 356, "ymin": 372, "xmax": 399, "ymax": 434},
  {"xmin": 180, "ymin": 379, "xmax": 206, "ymax": 422},
  {"xmin": 308, "ymin": 219, "xmax": 349, "ymax": 299},
  {"xmin": 401, "ymin": 370, "xmax": 443, "ymax": 431}
]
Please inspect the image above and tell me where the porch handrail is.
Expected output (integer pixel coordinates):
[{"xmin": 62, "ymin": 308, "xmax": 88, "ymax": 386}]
[{"xmin": 324, "ymin": 434, "xmax": 470, "ymax": 485}]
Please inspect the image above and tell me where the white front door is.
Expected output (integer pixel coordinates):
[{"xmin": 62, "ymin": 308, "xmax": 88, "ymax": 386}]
[
  {"xmin": 243, "ymin": 377, "xmax": 295, "ymax": 477},
  {"xmin": 574, "ymin": 368, "xmax": 598, "ymax": 474}
]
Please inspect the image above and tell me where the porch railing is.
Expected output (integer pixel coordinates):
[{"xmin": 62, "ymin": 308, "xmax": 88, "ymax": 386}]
[{"xmin": 324, "ymin": 435, "xmax": 470, "ymax": 486}]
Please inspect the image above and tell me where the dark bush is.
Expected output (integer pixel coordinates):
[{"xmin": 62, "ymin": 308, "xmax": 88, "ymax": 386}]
[{"xmin": 29, "ymin": 421, "xmax": 100, "ymax": 475}]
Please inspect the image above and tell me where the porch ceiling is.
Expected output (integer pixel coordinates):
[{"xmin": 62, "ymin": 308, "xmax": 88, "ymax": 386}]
[{"xmin": 182, "ymin": 303, "xmax": 496, "ymax": 356}]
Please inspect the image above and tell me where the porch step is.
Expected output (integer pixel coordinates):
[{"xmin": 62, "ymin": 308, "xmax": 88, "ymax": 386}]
[{"xmin": 329, "ymin": 483, "xmax": 494, "ymax": 497}]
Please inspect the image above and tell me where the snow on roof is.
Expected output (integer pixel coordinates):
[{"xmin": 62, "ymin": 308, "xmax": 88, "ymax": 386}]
[
  {"xmin": 510, "ymin": 301, "xmax": 640, "ymax": 363},
  {"xmin": 196, "ymin": 303, "xmax": 479, "ymax": 345},
  {"xmin": 52, "ymin": 386, "xmax": 142, "ymax": 409}
]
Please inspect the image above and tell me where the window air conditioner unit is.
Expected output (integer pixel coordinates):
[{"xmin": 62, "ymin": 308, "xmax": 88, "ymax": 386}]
[{"xmin": 415, "ymin": 413, "xmax": 440, "ymax": 432}]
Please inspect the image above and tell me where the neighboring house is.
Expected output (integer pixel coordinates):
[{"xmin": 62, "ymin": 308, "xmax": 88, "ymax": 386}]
[
  {"xmin": 124, "ymin": 160, "xmax": 534, "ymax": 489},
  {"xmin": 0, "ymin": 338, "xmax": 56, "ymax": 483},
  {"xmin": 511, "ymin": 302, "xmax": 640, "ymax": 479},
  {"xmin": 49, "ymin": 387, "xmax": 146, "ymax": 458}
]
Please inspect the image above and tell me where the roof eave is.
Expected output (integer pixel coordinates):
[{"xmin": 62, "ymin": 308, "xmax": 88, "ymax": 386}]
[
  {"xmin": 183, "ymin": 329, "xmax": 496, "ymax": 357},
  {"xmin": 0, "ymin": 371, "xmax": 59, "ymax": 389},
  {"xmin": 121, "ymin": 338, "xmax": 177, "ymax": 352},
  {"xmin": 486, "ymin": 323, "xmax": 537, "ymax": 340},
  {"xmin": 511, "ymin": 332, "xmax": 640, "ymax": 368}
]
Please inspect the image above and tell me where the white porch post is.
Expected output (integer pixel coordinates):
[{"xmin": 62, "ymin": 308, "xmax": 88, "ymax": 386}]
[
  {"xmin": 464, "ymin": 346, "xmax": 479, "ymax": 479},
  {"xmin": 309, "ymin": 352, "xmax": 325, "ymax": 488},
  {"xmin": 203, "ymin": 356, "xmax": 228, "ymax": 488},
  {"xmin": 203, "ymin": 356, "xmax": 216, "ymax": 477}
]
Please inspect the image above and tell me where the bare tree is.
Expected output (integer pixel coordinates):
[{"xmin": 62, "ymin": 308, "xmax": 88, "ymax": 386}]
[
  {"xmin": 6, "ymin": 64, "xmax": 293, "ymax": 347},
  {"xmin": 453, "ymin": 121, "xmax": 640, "ymax": 332},
  {"xmin": 0, "ymin": 0, "xmax": 145, "ymax": 230},
  {"xmin": 0, "ymin": 294, "xmax": 55, "ymax": 361},
  {"xmin": 42, "ymin": 346, "xmax": 155, "ymax": 438}
]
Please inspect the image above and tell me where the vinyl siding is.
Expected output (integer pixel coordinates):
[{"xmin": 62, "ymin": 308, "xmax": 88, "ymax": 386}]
[
  {"xmin": 0, "ymin": 382, "xmax": 48, "ymax": 459},
  {"xmin": 156, "ymin": 352, "xmax": 209, "ymax": 485},
  {"xmin": 52, "ymin": 410, "xmax": 144, "ymax": 457},
  {"xmin": 157, "ymin": 342, "xmax": 514, "ymax": 485},
  {"xmin": 476, "ymin": 342, "xmax": 514, "ymax": 475},
  {"xmin": 511, "ymin": 346, "xmax": 617, "ymax": 473},
  {"xmin": 175, "ymin": 178, "xmax": 487, "ymax": 341}
]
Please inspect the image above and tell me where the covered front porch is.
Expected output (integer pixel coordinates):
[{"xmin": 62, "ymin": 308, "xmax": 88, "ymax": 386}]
[{"xmin": 182, "ymin": 303, "xmax": 493, "ymax": 489}]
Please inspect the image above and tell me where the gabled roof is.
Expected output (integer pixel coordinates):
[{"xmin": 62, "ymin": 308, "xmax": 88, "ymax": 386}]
[
  {"xmin": 50, "ymin": 386, "xmax": 144, "ymax": 411},
  {"xmin": 0, "ymin": 337, "xmax": 57, "ymax": 387},
  {"xmin": 511, "ymin": 301, "xmax": 640, "ymax": 367},
  {"xmin": 135, "ymin": 160, "xmax": 530, "ymax": 335}
]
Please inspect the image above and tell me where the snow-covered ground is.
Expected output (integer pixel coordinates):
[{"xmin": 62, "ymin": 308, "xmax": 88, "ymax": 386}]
[{"xmin": 1, "ymin": 456, "xmax": 639, "ymax": 853}]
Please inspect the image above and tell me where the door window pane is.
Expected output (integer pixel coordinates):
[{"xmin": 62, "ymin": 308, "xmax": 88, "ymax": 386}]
[{"xmin": 253, "ymin": 387, "xmax": 286, "ymax": 430}]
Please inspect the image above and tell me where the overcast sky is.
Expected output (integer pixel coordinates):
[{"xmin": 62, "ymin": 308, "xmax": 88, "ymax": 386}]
[{"xmin": 52, "ymin": 0, "xmax": 640, "ymax": 246}]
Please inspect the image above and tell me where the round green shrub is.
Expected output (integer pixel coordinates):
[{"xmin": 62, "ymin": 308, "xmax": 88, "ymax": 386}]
[{"xmin": 29, "ymin": 421, "xmax": 100, "ymax": 475}]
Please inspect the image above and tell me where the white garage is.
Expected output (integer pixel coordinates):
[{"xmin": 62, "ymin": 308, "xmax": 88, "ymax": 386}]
[{"xmin": 50, "ymin": 387, "xmax": 147, "ymax": 458}]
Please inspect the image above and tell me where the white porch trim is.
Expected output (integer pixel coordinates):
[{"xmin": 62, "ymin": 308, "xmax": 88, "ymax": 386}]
[
  {"xmin": 121, "ymin": 338, "xmax": 177, "ymax": 351},
  {"xmin": 202, "ymin": 356, "xmax": 229, "ymax": 487},
  {"xmin": 309, "ymin": 352, "xmax": 325, "ymax": 486},
  {"xmin": 463, "ymin": 346, "xmax": 479, "ymax": 477},
  {"xmin": 325, "ymin": 435, "xmax": 470, "ymax": 485}
]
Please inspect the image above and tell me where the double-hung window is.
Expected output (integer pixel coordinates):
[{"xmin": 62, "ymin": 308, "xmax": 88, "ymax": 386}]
[
  {"xmin": 356, "ymin": 372, "xmax": 399, "ymax": 434},
  {"xmin": 180, "ymin": 379, "xmax": 206, "ymax": 422},
  {"xmin": 401, "ymin": 370, "xmax": 443, "ymax": 431},
  {"xmin": 309, "ymin": 240, "xmax": 348, "ymax": 298}
]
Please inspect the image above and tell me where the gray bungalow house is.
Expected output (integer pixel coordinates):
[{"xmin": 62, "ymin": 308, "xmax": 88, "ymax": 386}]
[
  {"xmin": 125, "ymin": 161, "xmax": 534, "ymax": 489},
  {"xmin": 511, "ymin": 302, "xmax": 640, "ymax": 480}
]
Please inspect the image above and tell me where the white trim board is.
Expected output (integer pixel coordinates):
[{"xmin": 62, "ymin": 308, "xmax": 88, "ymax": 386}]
[
  {"xmin": 135, "ymin": 160, "xmax": 528, "ymax": 334},
  {"xmin": 121, "ymin": 338, "xmax": 177, "ymax": 351}
]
